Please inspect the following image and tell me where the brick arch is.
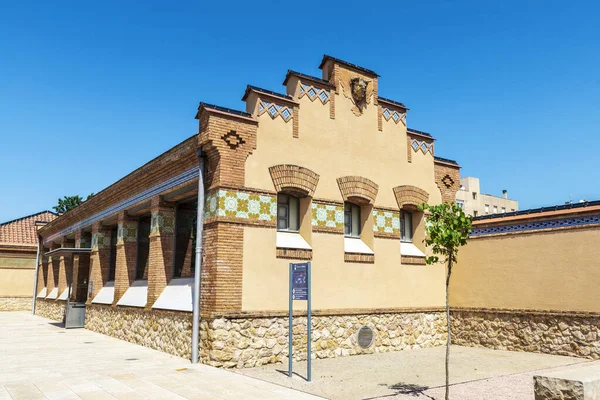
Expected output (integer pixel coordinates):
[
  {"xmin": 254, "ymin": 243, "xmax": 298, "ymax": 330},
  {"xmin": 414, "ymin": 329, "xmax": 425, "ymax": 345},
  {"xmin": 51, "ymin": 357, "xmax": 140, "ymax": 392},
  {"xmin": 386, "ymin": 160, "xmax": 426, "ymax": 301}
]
[
  {"xmin": 393, "ymin": 185, "xmax": 429, "ymax": 210},
  {"xmin": 268, "ymin": 165, "xmax": 320, "ymax": 197},
  {"xmin": 336, "ymin": 176, "xmax": 378, "ymax": 205}
]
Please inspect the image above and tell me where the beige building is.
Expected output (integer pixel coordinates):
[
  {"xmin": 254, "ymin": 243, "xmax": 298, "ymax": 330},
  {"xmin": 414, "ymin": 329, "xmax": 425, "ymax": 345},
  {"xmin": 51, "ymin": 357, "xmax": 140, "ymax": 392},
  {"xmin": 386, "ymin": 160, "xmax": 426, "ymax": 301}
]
[
  {"xmin": 455, "ymin": 176, "xmax": 518, "ymax": 217},
  {"xmin": 32, "ymin": 54, "xmax": 462, "ymax": 367}
]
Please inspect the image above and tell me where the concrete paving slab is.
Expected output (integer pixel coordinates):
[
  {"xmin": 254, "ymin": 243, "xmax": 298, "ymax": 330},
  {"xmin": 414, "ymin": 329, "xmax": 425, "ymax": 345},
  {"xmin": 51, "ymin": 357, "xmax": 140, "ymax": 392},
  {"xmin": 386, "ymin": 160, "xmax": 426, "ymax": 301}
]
[
  {"xmin": 0, "ymin": 312, "xmax": 322, "ymax": 400},
  {"xmin": 238, "ymin": 345, "xmax": 590, "ymax": 400}
]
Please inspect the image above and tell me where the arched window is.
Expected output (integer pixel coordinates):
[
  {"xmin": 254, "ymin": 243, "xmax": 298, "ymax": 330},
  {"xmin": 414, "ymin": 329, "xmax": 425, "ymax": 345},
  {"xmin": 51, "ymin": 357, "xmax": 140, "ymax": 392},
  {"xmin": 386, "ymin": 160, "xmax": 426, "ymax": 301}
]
[{"xmin": 277, "ymin": 194, "xmax": 300, "ymax": 232}]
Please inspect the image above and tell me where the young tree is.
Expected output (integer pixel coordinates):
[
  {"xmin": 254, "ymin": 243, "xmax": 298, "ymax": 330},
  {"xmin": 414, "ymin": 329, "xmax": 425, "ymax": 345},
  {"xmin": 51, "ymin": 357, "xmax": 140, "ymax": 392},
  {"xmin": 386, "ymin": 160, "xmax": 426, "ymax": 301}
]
[
  {"xmin": 52, "ymin": 193, "xmax": 94, "ymax": 214},
  {"xmin": 419, "ymin": 203, "xmax": 472, "ymax": 400}
]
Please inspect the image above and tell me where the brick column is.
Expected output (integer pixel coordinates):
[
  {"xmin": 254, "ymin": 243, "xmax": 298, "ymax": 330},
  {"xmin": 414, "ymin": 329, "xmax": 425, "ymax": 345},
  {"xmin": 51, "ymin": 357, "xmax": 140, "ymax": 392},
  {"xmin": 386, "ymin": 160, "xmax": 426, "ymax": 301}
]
[
  {"xmin": 47, "ymin": 244, "xmax": 60, "ymax": 296},
  {"xmin": 200, "ymin": 222, "xmax": 243, "ymax": 315},
  {"xmin": 147, "ymin": 197, "xmax": 175, "ymax": 307},
  {"xmin": 113, "ymin": 212, "xmax": 138, "ymax": 305},
  {"xmin": 57, "ymin": 238, "xmax": 74, "ymax": 298},
  {"xmin": 88, "ymin": 223, "xmax": 112, "ymax": 303},
  {"xmin": 71, "ymin": 230, "xmax": 91, "ymax": 302},
  {"xmin": 38, "ymin": 249, "xmax": 49, "ymax": 295}
]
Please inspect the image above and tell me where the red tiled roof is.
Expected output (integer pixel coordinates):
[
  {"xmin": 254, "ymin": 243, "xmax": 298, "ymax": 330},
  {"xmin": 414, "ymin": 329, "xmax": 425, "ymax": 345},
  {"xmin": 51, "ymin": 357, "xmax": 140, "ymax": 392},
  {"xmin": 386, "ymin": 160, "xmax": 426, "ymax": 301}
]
[{"xmin": 0, "ymin": 211, "xmax": 58, "ymax": 246}]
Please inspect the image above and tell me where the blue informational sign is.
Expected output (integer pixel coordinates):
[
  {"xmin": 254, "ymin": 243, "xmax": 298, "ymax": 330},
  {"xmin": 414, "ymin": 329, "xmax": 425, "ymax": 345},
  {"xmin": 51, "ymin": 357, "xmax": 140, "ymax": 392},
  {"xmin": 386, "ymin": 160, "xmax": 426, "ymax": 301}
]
[
  {"xmin": 291, "ymin": 262, "xmax": 308, "ymax": 301},
  {"xmin": 289, "ymin": 262, "xmax": 311, "ymax": 381}
]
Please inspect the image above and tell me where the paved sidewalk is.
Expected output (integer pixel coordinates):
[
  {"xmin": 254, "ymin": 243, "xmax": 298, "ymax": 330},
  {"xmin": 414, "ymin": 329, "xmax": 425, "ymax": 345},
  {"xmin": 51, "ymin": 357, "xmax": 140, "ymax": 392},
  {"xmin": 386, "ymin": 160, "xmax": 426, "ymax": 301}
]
[
  {"xmin": 238, "ymin": 345, "xmax": 591, "ymax": 400},
  {"xmin": 0, "ymin": 312, "xmax": 322, "ymax": 400}
]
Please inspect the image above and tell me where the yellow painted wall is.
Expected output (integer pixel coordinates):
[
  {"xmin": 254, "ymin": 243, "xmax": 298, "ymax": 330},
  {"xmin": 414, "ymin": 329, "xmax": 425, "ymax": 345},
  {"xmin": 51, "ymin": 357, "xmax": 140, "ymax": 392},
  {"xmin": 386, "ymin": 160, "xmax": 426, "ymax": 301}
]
[
  {"xmin": 244, "ymin": 84, "xmax": 442, "ymax": 208},
  {"xmin": 451, "ymin": 228, "xmax": 600, "ymax": 312},
  {"xmin": 242, "ymin": 227, "xmax": 446, "ymax": 311},
  {"xmin": 0, "ymin": 268, "xmax": 34, "ymax": 297},
  {"xmin": 240, "ymin": 68, "xmax": 446, "ymax": 312}
]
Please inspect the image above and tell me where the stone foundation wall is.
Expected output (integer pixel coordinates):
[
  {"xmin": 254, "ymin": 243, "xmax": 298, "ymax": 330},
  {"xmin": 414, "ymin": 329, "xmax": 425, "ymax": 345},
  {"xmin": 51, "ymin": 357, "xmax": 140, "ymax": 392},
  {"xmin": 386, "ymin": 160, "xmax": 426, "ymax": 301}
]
[
  {"xmin": 200, "ymin": 311, "xmax": 447, "ymax": 368},
  {"xmin": 0, "ymin": 297, "xmax": 31, "ymax": 311},
  {"xmin": 84, "ymin": 304, "xmax": 193, "ymax": 358},
  {"xmin": 451, "ymin": 309, "xmax": 600, "ymax": 359},
  {"xmin": 83, "ymin": 306, "xmax": 446, "ymax": 368},
  {"xmin": 34, "ymin": 299, "xmax": 66, "ymax": 322}
]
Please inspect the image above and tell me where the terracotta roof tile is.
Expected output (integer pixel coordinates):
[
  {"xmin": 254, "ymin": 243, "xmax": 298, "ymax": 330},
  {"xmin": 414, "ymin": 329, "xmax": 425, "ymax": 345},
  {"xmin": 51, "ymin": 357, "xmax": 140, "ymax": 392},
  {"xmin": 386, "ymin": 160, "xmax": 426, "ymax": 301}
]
[{"xmin": 0, "ymin": 211, "xmax": 58, "ymax": 245}]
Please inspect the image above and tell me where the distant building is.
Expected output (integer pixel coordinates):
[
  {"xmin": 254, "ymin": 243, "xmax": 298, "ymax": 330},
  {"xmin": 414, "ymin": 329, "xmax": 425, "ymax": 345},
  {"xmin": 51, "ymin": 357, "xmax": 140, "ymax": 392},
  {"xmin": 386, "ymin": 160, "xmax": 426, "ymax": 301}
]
[
  {"xmin": 455, "ymin": 176, "xmax": 518, "ymax": 217},
  {"xmin": 0, "ymin": 211, "xmax": 57, "ymax": 311}
]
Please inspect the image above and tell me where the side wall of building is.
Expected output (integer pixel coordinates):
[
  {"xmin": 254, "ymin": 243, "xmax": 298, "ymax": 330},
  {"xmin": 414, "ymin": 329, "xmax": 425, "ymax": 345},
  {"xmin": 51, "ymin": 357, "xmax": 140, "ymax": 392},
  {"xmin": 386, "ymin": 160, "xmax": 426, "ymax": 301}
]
[
  {"xmin": 451, "ymin": 211, "xmax": 600, "ymax": 359},
  {"xmin": 0, "ymin": 249, "xmax": 36, "ymax": 311}
]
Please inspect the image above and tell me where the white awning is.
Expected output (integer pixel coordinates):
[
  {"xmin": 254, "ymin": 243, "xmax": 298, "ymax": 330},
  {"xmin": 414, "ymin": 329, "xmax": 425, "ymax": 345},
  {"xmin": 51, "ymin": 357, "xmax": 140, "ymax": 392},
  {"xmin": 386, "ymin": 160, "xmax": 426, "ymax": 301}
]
[
  {"xmin": 276, "ymin": 232, "xmax": 312, "ymax": 250},
  {"xmin": 92, "ymin": 281, "xmax": 115, "ymax": 305},
  {"xmin": 344, "ymin": 237, "xmax": 374, "ymax": 255},
  {"xmin": 37, "ymin": 287, "xmax": 47, "ymax": 298},
  {"xmin": 152, "ymin": 277, "xmax": 194, "ymax": 312},
  {"xmin": 401, "ymin": 242, "xmax": 426, "ymax": 257},
  {"xmin": 116, "ymin": 280, "xmax": 148, "ymax": 308}
]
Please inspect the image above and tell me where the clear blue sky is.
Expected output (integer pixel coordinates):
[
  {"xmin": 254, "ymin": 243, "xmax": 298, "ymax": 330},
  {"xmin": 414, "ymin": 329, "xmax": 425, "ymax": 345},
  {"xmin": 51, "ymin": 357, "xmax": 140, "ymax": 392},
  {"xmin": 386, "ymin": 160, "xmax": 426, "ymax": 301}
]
[{"xmin": 1, "ymin": 1, "xmax": 599, "ymax": 223}]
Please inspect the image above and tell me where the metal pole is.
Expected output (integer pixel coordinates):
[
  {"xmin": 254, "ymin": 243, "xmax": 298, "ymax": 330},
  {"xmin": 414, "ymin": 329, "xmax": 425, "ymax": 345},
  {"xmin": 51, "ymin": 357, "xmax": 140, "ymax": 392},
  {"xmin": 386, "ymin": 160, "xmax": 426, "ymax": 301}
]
[
  {"xmin": 191, "ymin": 152, "xmax": 205, "ymax": 364},
  {"xmin": 307, "ymin": 261, "xmax": 311, "ymax": 382},
  {"xmin": 288, "ymin": 263, "xmax": 293, "ymax": 377},
  {"xmin": 31, "ymin": 235, "xmax": 42, "ymax": 314}
]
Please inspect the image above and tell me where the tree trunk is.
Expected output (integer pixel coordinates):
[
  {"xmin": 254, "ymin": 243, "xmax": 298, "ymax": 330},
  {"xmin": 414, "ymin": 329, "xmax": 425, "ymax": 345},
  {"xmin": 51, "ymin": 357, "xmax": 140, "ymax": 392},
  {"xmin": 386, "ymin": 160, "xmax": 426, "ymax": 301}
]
[{"xmin": 445, "ymin": 254, "xmax": 454, "ymax": 400}]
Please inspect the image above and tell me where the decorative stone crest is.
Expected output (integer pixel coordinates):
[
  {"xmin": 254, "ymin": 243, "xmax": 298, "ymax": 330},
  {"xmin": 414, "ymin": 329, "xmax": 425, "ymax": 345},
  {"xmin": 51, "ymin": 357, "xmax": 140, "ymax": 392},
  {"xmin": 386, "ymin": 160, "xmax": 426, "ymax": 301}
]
[{"xmin": 338, "ymin": 69, "xmax": 375, "ymax": 116}]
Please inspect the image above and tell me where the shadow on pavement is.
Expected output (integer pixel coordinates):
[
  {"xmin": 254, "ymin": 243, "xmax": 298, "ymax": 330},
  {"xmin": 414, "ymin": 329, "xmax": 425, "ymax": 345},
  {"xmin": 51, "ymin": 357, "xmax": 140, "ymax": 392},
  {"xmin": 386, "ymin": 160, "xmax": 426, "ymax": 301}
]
[
  {"xmin": 276, "ymin": 369, "xmax": 310, "ymax": 382},
  {"xmin": 363, "ymin": 382, "xmax": 435, "ymax": 400}
]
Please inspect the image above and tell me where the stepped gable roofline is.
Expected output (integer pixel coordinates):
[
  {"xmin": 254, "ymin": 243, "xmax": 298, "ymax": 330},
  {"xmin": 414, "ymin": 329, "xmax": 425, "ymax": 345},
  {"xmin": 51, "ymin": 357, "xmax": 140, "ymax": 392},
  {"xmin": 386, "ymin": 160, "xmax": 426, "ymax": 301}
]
[
  {"xmin": 318, "ymin": 55, "xmax": 379, "ymax": 77},
  {"xmin": 283, "ymin": 70, "xmax": 335, "ymax": 87},
  {"xmin": 408, "ymin": 128, "xmax": 435, "ymax": 140},
  {"xmin": 195, "ymin": 102, "xmax": 255, "ymax": 122},
  {"xmin": 242, "ymin": 85, "xmax": 297, "ymax": 104},
  {"xmin": 434, "ymin": 156, "xmax": 460, "ymax": 168},
  {"xmin": 378, "ymin": 96, "xmax": 409, "ymax": 111}
]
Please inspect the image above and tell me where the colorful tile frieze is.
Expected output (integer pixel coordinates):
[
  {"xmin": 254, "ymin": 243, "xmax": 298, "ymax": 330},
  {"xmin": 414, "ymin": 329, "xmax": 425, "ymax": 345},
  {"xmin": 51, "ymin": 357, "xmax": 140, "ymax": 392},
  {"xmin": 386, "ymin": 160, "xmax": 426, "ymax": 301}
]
[
  {"xmin": 117, "ymin": 222, "xmax": 138, "ymax": 243},
  {"xmin": 204, "ymin": 190, "xmax": 276, "ymax": 222},
  {"xmin": 151, "ymin": 210, "xmax": 175, "ymax": 235},
  {"xmin": 373, "ymin": 209, "xmax": 401, "ymax": 234},
  {"xmin": 203, "ymin": 189, "xmax": 405, "ymax": 235},
  {"xmin": 91, "ymin": 232, "xmax": 111, "ymax": 250},
  {"xmin": 0, "ymin": 257, "xmax": 36, "ymax": 268},
  {"xmin": 311, "ymin": 203, "xmax": 344, "ymax": 228}
]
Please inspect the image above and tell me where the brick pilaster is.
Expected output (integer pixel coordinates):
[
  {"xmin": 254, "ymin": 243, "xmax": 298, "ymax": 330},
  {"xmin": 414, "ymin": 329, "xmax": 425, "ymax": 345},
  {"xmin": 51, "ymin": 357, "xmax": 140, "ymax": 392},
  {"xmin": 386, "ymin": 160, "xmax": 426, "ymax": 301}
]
[
  {"xmin": 200, "ymin": 222, "xmax": 243, "ymax": 316},
  {"xmin": 72, "ymin": 230, "xmax": 91, "ymax": 302},
  {"xmin": 113, "ymin": 212, "xmax": 138, "ymax": 305},
  {"xmin": 38, "ymin": 249, "xmax": 48, "ymax": 294},
  {"xmin": 47, "ymin": 244, "xmax": 60, "ymax": 296},
  {"xmin": 57, "ymin": 238, "xmax": 74, "ymax": 298},
  {"xmin": 88, "ymin": 223, "xmax": 112, "ymax": 303},
  {"xmin": 146, "ymin": 198, "xmax": 175, "ymax": 307}
]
